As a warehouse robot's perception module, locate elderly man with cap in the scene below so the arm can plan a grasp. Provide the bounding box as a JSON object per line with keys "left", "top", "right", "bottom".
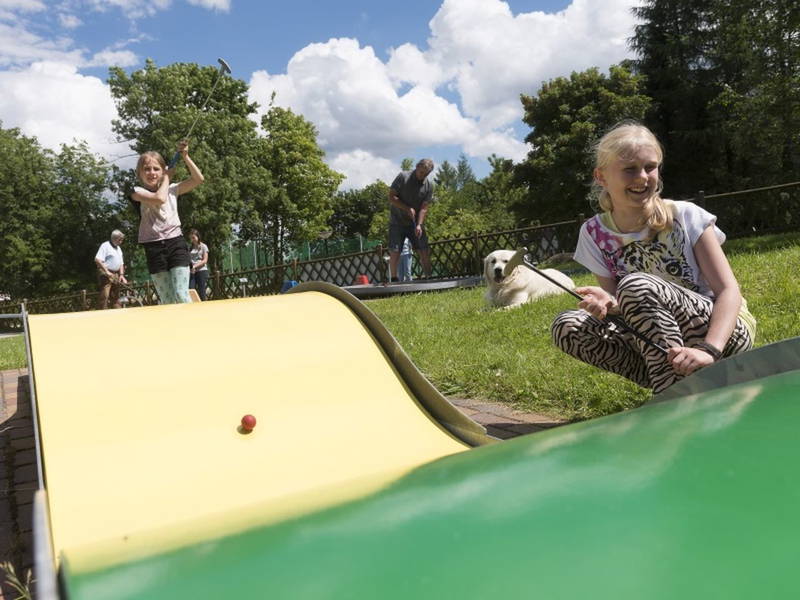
{"left": 387, "top": 158, "right": 435, "bottom": 282}
{"left": 95, "top": 230, "right": 127, "bottom": 309}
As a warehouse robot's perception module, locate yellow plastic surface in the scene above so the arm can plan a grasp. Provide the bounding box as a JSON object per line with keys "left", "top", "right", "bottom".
{"left": 28, "top": 293, "right": 469, "bottom": 571}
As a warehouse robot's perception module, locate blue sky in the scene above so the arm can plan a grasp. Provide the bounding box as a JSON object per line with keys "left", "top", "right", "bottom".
{"left": 0, "top": 0, "right": 639, "bottom": 187}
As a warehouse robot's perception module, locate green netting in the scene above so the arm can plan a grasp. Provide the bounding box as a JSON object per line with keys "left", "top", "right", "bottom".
{"left": 220, "top": 236, "right": 383, "bottom": 272}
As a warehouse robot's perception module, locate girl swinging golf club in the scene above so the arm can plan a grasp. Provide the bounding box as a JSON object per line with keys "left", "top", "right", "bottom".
{"left": 131, "top": 140, "right": 205, "bottom": 304}
{"left": 550, "top": 121, "right": 756, "bottom": 393}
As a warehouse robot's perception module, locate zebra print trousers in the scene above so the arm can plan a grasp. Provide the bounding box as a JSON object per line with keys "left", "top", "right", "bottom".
{"left": 550, "top": 273, "right": 754, "bottom": 393}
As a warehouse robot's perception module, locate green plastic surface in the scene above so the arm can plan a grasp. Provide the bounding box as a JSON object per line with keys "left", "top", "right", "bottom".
{"left": 68, "top": 369, "right": 800, "bottom": 599}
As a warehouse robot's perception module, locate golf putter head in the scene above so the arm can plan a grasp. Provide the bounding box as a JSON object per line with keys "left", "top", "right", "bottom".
{"left": 503, "top": 247, "right": 530, "bottom": 277}
{"left": 217, "top": 58, "right": 232, "bottom": 74}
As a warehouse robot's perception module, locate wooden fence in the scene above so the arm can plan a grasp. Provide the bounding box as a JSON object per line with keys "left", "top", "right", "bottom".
{"left": 1, "top": 180, "right": 798, "bottom": 331}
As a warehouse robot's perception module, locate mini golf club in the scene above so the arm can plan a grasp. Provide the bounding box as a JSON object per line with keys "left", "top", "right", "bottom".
{"left": 503, "top": 248, "right": 668, "bottom": 355}
{"left": 168, "top": 57, "right": 232, "bottom": 168}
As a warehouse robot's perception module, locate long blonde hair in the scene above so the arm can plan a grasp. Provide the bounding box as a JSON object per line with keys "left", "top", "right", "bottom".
{"left": 135, "top": 151, "right": 167, "bottom": 189}
{"left": 592, "top": 121, "right": 672, "bottom": 232}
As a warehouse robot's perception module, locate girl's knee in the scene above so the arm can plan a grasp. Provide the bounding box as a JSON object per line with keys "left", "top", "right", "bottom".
{"left": 550, "top": 310, "right": 585, "bottom": 345}
{"left": 617, "top": 272, "right": 661, "bottom": 303}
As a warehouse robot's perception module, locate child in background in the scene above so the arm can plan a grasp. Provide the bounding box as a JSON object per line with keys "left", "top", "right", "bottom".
{"left": 551, "top": 121, "right": 755, "bottom": 393}
{"left": 399, "top": 238, "right": 414, "bottom": 282}
{"left": 131, "top": 140, "right": 204, "bottom": 304}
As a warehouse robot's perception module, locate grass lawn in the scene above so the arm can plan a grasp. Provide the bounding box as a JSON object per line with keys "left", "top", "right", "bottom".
{"left": 367, "top": 231, "right": 800, "bottom": 421}
{"left": 1, "top": 232, "right": 798, "bottom": 423}
{"left": 0, "top": 335, "right": 25, "bottom": 371}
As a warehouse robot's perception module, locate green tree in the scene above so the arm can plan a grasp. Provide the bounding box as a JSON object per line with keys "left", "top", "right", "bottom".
{"left": 630, "top": 0, "right": 720, "bottom": 195}
{"left": 455, "top": 153, "right": 476, "bottom": 191}
{"left": 514, "top": 64, "right": 651, "bottom": 224}
{"left": 252, "top": 103, "right": 344, "bottom": 261}
{"left": 400, "top": 158, "right": 414, "bottom": 170}
{"left": 434, "top": 160, "right": 458, "bottom": 191}
{"left": 329, "top": 181, "right": 388, "bottom": 239}
{"left": 108, "top": 60, "right": 263, "bottom": 268}
{"left": 630, "top": 0, "right": 799, "bottom": 193}
{"left": 49, "top": 142, "right": 119, "bottom": 291}
{"left": 705, "top": 0, "right": 800, "bottom": 188}
{"left": 0, "top": 125, "right": 118, "bottom": 297}
{"left": 477, "top": 154, "right": 525, "bottom": 230}
{"left": 0, "top": 126, "right": 55, "bottom": 297}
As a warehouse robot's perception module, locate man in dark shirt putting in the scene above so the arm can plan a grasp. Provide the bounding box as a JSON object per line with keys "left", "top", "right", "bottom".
{"left": 387, "top": 158, "right": 434, "bottom": 281}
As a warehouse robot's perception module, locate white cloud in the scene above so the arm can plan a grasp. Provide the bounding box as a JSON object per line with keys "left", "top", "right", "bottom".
{"left": 187, "top": 0, "right": 230, "bottom": 11}
{"left": 58, "top": 13, "right": 83, "bottom": 28}
{"left": 0, "top": 61, "right": 121, "bottom": 157}
{"left": 0, "top": 22, "right": 85, "bottom": 67}
{"left": 248, "top": 0, "right": 638, "bottom": 188}
{"left": 423, "top": 0, "right": 637, "bottom": 128}
{"left": 0, "top": 0, "right": 45, "bottom": 12}
{"left": 87, "top": 48, "right": 138, "bottom": 67}
{"left": 84, "top": 0, "right": 171, "bottom": 19}
{"left": 327, "top": 150, "right": 398, "bottom": 190}
{"left": 248, "top": 37, "right": 527, "bottom": 188}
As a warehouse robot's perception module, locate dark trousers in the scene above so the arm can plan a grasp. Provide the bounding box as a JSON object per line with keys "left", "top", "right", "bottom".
{"left": 189, "top": 269, "right": 209, "bottom": 301}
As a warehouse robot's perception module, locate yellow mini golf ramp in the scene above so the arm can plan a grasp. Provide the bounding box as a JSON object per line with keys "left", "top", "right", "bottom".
{"left": 27, "top": 282, "right": 491, "bottom": 574}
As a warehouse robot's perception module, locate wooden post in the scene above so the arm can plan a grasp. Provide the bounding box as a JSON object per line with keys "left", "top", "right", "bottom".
{"left": 696, "top": 190, "right": 705, "bottom": 208}
{"left": 81, "top": 289, "right": 87, "bottom": 311}
{"left": 213, "top": 270, "right": 222, "bottom": 300}
{"left": 377, "top": 244, "right": 386, "bottom": 284}
{"left": 473, "top": 231, "right": 481, "bottom": 276}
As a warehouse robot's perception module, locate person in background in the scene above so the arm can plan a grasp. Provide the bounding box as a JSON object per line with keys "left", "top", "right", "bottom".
{"left": 387, "top": 158, "right": 434, "bottom": 281}
{"left": 95, "top": 229, "right": 127, "bottom": 309}
{"left": 399, "top": 238, "right": 414, "bottom": 282}
{"left": 189, "top": 228, "right": 210, "bottom": 301}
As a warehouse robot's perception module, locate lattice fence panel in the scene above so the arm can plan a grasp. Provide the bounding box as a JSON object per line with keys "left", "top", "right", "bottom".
{"left": 430, "top": 236, "right": 480, "bottom": 277}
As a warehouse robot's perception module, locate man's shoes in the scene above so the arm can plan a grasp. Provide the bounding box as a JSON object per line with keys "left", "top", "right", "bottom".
{"left": 390, "top": 277, "right": 399, "bottom": 283}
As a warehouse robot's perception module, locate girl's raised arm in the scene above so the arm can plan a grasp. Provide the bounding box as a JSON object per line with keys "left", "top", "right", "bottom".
{"left": 174, "top": 140, "right": 205, "bottom": 196}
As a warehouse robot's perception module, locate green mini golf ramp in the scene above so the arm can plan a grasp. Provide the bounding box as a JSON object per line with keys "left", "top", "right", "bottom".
{"left": 65, "top": 355, "right": 800, "bottom": 599}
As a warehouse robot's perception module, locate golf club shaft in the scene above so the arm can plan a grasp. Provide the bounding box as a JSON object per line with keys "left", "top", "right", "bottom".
{"left": 519, "top": 255, "right": 668, "bottom": 355}
{"left": 168, "top": 68, "right": 225, "bottom": 169}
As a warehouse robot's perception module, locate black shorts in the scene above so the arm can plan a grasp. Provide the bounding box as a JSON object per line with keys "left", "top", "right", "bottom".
{"left": 142, "top": 235, "right": 190, "bottom": 274}
{"left": 388, "top": 224, "right": 429, "bottom": 252}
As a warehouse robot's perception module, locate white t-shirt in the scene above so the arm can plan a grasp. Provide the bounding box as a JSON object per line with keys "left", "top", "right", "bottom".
{"left": 95, "top": 240, "right": 124, "bottom": 272}
{"left": 190, "top": 242, "right": 209, "bottom": 271}
{"left": 133, "top": 183, "right": 182, "bottom": 243}
{"left": 574, "top": 200, "right": 723, "bottom": 298}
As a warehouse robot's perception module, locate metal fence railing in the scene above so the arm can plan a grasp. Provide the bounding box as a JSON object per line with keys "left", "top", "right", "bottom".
{"left": 694, "top": 181, "right": 800, "bottom": 238}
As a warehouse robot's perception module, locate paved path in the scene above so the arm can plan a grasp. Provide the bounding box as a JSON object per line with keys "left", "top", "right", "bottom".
{"left": 0, "top": 369, "right": 34, "bottom": 600}
{"left": 0, "top": 369, "right": 565, "bottom": 597}
{"left": 448, "top": 396, "right": 564, "bottom": 439}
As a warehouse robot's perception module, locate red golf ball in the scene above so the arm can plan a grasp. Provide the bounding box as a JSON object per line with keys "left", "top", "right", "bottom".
{"left": 241, "top": 414, "right": 256, "bottom": 431}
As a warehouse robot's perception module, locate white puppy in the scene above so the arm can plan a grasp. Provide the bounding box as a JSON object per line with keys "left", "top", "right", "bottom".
{"left": 484, "top": 249, "right": 576, "bottom": 309}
